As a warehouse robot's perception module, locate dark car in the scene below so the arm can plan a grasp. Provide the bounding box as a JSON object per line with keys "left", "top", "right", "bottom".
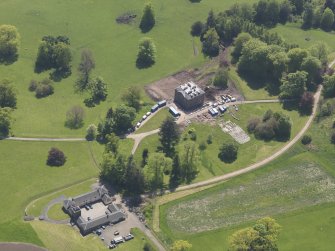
{"left": 84, "top": 205, "right": 90, "bottom": 210}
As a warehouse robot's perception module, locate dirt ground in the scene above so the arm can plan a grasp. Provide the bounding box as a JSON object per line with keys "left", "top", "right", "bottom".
{"left": 145, "top": 49, "right": 244, "bottom": 104}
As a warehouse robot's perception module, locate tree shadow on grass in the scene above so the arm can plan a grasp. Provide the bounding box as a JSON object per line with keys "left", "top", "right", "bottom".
{"left": 136, "top": 58, "right": 155, "bottom": 69}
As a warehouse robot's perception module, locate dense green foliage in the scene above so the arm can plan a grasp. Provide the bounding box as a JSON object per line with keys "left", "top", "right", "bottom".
{"left": 46, "top": 147, "right": 67, "bottom": 167}
{"left": 122, "top": 86, "right": 142, "bottom": 112}
{"left": 212, "top": 68, "right": 228, "bottom": 88}
{"left": 229, "top": 217, "right": 281, "bottom": 251}
{"left": 76, "top": 49, "right": 95, "bottom": 92}
{"left": 0, "top": 107, "right": 12, "bottom": 138}
{"left": 35, "top": 35, "right": 72, "bottom": 76}
{"left": 218, "top": 142, "right": 239, "bottom": 163}
{"left": 65, "top": 105, "right": 85, "bottom": 129}
{"left": 280, "top": 71, "right": 307, "bottom": 99}
{"left": 159, "top": 117, "right": 180, "bottom": 157}
{"left": 323, "top": 74, "right": 335, "bottom": 98}
{"left": 0, "top": 24, "right": 20, "bottom": 63}
{"left": 0, "top": 80, "right": 16, "bottom": 108}
{"left": 248, "top": 109, "right": 292, "bottom": 140}
{"left": 136, "top": 37, "right": 157, "bottom": 68}
{"left": 139, "top": 2, "right": 156, "bottom": 33}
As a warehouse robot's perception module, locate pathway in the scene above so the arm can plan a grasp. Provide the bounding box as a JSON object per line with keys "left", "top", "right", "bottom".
{"left": 128, "top": 129, "right": 160, "bottom": 154}
{"left": 40, "top": 195, "right": 70, "bottom": 224}
{"left": 6, "top": 137, "right": 85, "bottom": 142}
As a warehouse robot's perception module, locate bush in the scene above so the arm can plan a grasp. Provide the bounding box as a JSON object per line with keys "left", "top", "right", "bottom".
{"left": 199, "top": 141, "right": 207, "bottom": 151}
{"left": 190, "top": 21, "right": 204, "bottom": 36}
{"left": 218, "top": 142, "right": 239, "bottom": 163}
{"left": 207, "top": 134, "right": 213, "bottom": 144}
{"left": 299, "top": 91, "right": 314, "bottom": 115}
{"left": 47, "top": 147, "right": 66, "bottom": 166}
{"left": 28, "top": 80, "right": 38, "bottom": 92}
{"left": 319, "top": 101, "right": 333, "bottom": 117}
{"left": 86, "top": 124, "right": 97, "bottom": 141}
{"left": 301, "top": 135, "right": 312, "bottom": 145}
{"left": 65, "top": 106, "right": 85, "bottom": 129}
{"left": 35, "top": 83, "right": 54, "bottom": 98}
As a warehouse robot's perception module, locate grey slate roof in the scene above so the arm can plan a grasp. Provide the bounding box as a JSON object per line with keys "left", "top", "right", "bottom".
{"left": 176, "top": 81, "right": 205, "bottom": 100}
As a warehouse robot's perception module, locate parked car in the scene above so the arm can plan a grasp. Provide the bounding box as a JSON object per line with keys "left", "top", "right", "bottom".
{"left": 146, "top": 112, "right": 151, "bottom": 116}
{"left": 124, "top": 234, "right": 134, "bottom": 241}
{"left": 96, "top": 229, "right": 102, "bottom": 235}
{"left": 102, "top": 225, "right": 106, "bottom": 230}
{"left": 84, "top": 205, "right": 90, "bottom": 210}
{"left": 109, "top": 244, "right": 116, "bottom": 249}
{"left": 114, "top": 231, "right": 120, "bottom": 236}
{"left": 231, "top": 97, "right": 236, "bottom": 102}
{"left": 88, "top": 204, "right": 93, "bottom": 209}
{"left": 142, "top": 115, "right": 147, "bottom": 120}
{"left": 136, "top": 122, "right": 141, "bottom": 128}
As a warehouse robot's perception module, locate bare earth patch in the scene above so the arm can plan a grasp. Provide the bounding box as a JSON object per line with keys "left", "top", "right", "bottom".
{"left": 166, "top": 163, "right": 335, "bottom": 234}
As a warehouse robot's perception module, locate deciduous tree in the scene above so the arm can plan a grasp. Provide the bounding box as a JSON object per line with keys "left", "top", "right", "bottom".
{"left": 159, "top": 117, "right": 180, "bottom": 157}
{"left": 65, "top": 105, "right": 85, "bottom": 129}
{"left": 0, "top": 107, "right": 12, "bottom": 138}
{"left": 47, "top": 147, "right": 66, "bottom": 167}
{"left": 136, "top": 37, "right": 157, "bottom": 68}
{"left": 218, "top": 142, "right": 239, "bottom": 163}
{"left": 0, "top": 24, "right": 20, "bottom": 63}
{"left": 0, "top": 80, "right": 16, "bottom": 108}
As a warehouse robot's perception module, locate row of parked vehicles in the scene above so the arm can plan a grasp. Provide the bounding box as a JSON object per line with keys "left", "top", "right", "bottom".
{"left": 208, "top": 94, "right": 237, "bottom": 116}
{"left": 135, "top": 100, "right": 167, "bottom": 129}
{"left": 109, "top": 234, "right": 134, "bottom": 249}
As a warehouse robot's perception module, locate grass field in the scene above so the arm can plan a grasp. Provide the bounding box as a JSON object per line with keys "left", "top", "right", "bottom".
{"left": 0, "top": 140, "right": 102, "bottom": 245}
{"left": 158, "top": 112, "right": 335, "bottom": 250}
{"left": 135, "top": 102, "right": 308, "bottom": 182}
{"left": 47, "top": 203, "right": 69, "bottom": 221}
{"left": 0, "top": 0, "right": 258, "bottom": 138}
{"left": 135, "top": 108, "right": 171, "bottom": 134}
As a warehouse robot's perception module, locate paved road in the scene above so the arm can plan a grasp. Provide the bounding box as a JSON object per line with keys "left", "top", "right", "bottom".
{"left": 174, "top": 86, "right": 322, "bottom": 192}
{"left": 41, "top": 195, "right": 70, "bottom": 224}
{"left": 128, "top": 129, "right": 160, "bottom": 155}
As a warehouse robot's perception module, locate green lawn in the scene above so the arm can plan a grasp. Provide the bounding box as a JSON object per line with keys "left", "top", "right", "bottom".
{"left": 272, "top": 23, "right": 335, "bottom": 52}
{"left": 47, "top": 203, "right": 69, "bottom": 221}
{"left": 0, "top": 0, "right": 256, "bottom": 138}
{"left": 0, "top": 140, "right": 101, "bottom": 245}
{"left": 158, "top": 111, "right": 335, "bottom": 250}
{"left": 135, "top": 102, "right": 308, "bottom": 182}
{"left": 135, "top": 108, "right": 171, "bottom": 134}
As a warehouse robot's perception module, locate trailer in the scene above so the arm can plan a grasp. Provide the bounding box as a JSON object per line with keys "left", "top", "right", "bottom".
{"left": 158, "top": 100, "right": 167, "bottom": 107}
{"left": 169, "top": 106, "right": 180, "bottom": 117}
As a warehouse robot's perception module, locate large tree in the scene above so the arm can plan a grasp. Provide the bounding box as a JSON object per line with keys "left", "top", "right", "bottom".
{"left": 287, "top": 48, "right": 309, "bottom": 73}
{"left": 229, "top": 217, "right": 281, "bottom": 251}
{"left": 0, "top": 24, "right": 20, "bottom": 63}
{"left": 202, "top": 28, "right": 220, "bottom": 57}
{"left": 308, "top": 42, "right": 329, "bottom": 66}
{"left": 301, "top": 56, "right": 321, "bottom": 84}
{"left": 279, "top": 0, "right": 292, "bottom": 24}
{"left": 105, "top": 133, "right": 119, "bottom": 156}
{"left": 171, "top": 240, "right": 192, "bottom": 251}
{"left": 136, "top": 37, "right": 157, "bottom": 68}
{"left": 121, "top": 86, "right": 142, "bottom": 111}
{"left": 218, "top": 142, "right": 239, "bottom": 163}
{"left": 181, "top": 142, "right": 199, "bottom": 183}
{"left": 323, "top": 74, "right": 335, "bottom": 98}
{"left": 159, "top": 117, "right": 180, "bottom": 157}
{"left": 232, "top": 32, "right": 252, "bottom": 61}
{"left": 302, "top": 3, "right": 314, "bottom": 29}
{"left": 65, "top": 105, "right": 85, "bottom": 129}
{"left": 212, "top": 69, "right": 229, "bottom": 89}
{"left": 321, "top": 8, "right": 335, "bottom": 31}
{"left": 0, "top": 107, "right": 12, "bottom": 138}
{"left": 86, "top": 76, "right": 108, "bottom": 105}
{"left": 47, "top": 147, "right": 66, "bottom": 167}
{"left": 139, "top": 2, "right": 156, "bottom": 32}
{"left": 146, "top": 153, "right": 172, "bottom": 191}
{"left": 100, "top": 154, "right": 126, "bottom": 188}
{"left": 280, "top": 71, "right": 307, "bottom": 99}
{"left": 76, "top": 49, "right": 95, "bottom": 92}
{"left": 124, "top": 157, "right": 145, "bottom": 194}
{"left": 113, "top": 104, "right": 136, "bottom": 134}
{"left": 0, "top": 80, "right": 16, "bottom": 108}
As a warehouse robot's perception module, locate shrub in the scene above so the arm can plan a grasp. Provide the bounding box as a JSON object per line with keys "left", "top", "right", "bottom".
{"left": 35, "top": 83, "right": 54, "bottom": 98}
{"left": 207, "top": 134, "right": 213, "bottom": 144}
{"left": 301, "top": 135, "right": 312, "bottom": 145}
{"left": 199, "top": 141, "right": 207, "bottom": 151}
{"left": 299, "top": 91, "right": 314, "bottom": 115}
{"left": 218, "top": 142, "right": 239, "bottom": 163}
{"left": 319, "top": 101, "right": 333, "bottom": 117}
{"left": 47, "top": 147, "right": 66, "bottom": 166}
{"left": 28, "top": 80, "right": 38, "bottom": 92}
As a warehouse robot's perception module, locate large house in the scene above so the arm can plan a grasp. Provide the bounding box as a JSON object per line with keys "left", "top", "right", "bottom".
{"left": 63, "top": 186, "right": 126, "bottom": 235}
{"left": 174, "top": 81, "right": 205, "bottom": 111}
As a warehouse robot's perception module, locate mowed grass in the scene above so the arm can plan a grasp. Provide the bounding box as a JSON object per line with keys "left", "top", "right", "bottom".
{"left": 158, "top": 112, "right": 335, "bottom": 250}
{"left": 0, "top": 0, "right": 256, "bottom": 137}
{"left": 272, "top": 23, "right": 335, "bottom": 52}
{"left": 135, "top": 102, "right": 308, "bottom": 182}
{"left": 0, "top": 140, "right": 101, "bottom": 244}
{"left": 47, "top": 203, "right": 69, "bottom": 221}
{"left": 135, "top": 108, "right": 171, "bottom": 134}
{"left": 30, "top": 222, "right": 157, "bottom": 251}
